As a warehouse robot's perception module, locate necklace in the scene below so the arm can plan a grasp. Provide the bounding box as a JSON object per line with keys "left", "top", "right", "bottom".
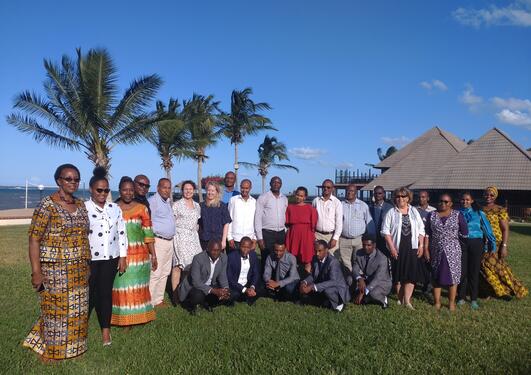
{"left": 58, "top": 192, "right": 75, "bottom": 204}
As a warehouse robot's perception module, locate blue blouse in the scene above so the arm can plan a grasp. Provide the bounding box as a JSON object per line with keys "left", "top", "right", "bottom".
{"left": 199, "top": 202, "right": 232, "bottom": 241}
{"left": 460, "top": 207, "right": 497, "bottom": 252}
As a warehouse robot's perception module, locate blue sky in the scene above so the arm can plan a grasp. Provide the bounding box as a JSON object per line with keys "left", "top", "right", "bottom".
{"left": 1, "top": 0, "right": 530, "bottom": 194}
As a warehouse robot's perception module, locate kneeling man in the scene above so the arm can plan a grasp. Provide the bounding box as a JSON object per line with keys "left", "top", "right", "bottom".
{"left": 227, "top": 236, "right": 261, "bottom": 305}
{"left": 179, "top": 240, "right": 231, "bottom": 314}
{"left": 263, "top": 243, "right": 300, "bottom": 301}
{"left": 352, "top": 234, "right": 392, "bottom": 308}
{"left": 299, "top": 240, "right": 350, "bottom": 312}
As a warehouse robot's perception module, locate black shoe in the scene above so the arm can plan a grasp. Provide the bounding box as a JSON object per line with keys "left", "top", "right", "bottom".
{"left": 171, "top": 289, "right": 180, "bottom": 307}
{"left": 381, "top": 302, "right": 389, "bottom": 310}
{"left": 202, "top": 304, "right": 214, "bottom": 312}
{"left": 226, "top": 300, "right": 235, "bottom": 308}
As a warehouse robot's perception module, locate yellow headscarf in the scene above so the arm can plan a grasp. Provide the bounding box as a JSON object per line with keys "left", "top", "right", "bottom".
{"left": 486, "top": 186, "right": 498, "bottom": 198}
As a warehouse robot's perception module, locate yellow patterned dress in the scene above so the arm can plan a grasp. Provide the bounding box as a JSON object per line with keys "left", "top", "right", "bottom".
{"left": 23, "top": 195, "right": 91, "bottom": 359}
{"left": 480, "top": 205, "right": 528, "bottom": 299}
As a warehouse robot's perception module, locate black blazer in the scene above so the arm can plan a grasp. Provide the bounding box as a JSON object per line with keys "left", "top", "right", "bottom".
{"left": 227, "top": 250, "right": 260, "bottom": 292}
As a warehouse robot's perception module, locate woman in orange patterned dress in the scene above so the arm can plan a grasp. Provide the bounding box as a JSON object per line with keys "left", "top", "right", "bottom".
{"left": 481, "top": 186, "right": 528, "bottom": 299}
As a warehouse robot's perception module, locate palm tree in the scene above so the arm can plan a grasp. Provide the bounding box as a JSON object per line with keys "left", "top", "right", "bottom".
{"left": 145, "top": 98, "right": 193, "bottom": 181}
{"left": 6, "top": 48, "right": 162, "bottom": 173}
{"left": 182, "top": 94, "right": 223, "bottom": 202}
{"left": 220, "top": 87, "right": 275, "bottom": 182}
{"left": 377, "top": 146, "right": 397, "bottom": 161}
{"left": 240, "top": 135, "right": 299, "bottom": 193}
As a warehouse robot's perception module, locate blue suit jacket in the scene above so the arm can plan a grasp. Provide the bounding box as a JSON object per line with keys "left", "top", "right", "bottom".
{"left": 227, "top": 250, "right": 260, "bottom": 292}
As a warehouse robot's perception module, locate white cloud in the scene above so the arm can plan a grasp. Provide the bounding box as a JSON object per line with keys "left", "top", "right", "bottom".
{"left": 420, "top": 79, "right": 448, "bottom": 92}
{"left": 460, "top": 84, "right": 483, "bottom": 111}
{"left": 381, "top": 136, "right": 411, "bottom": 147}
{"left": 453, "top": 1, "right": 531, "bottom": 28}
{"left": 288, "top": 147, "right": 326, "bottom": 160}
{"left": 497, "top": 109, "right": 531, "bottom": 129}
{"left": 491, "top": 97, "right": 531, "bottom": 111}
{"left": 420, "top": 81, "right": 432, "bottom": 90}
{"left": 491, "top": 95, "right": 531, "bottom": 130}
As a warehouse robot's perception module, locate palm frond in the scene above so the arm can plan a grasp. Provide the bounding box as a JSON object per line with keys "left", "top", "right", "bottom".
{"left": 271, "top": 163, "right": 299, "bottom": 172}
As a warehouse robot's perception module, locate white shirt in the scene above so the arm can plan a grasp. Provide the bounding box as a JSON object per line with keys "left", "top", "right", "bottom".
{"left": 85, "top": 199, "right": 128, "bottom": 261}
{"left": 381, "top": 205, "right": 425, "bottom": 250}
{"left": 206, "top": 256, "right": 220, "bottom": 286}
{"left": 238, "top": 256, "right": 251, "bottom": 292}
{"left": 228, "top": 195, "right": 257, "bottom": 241}
{"left": 312, "top": 195, "right": 343, "bottom": 240}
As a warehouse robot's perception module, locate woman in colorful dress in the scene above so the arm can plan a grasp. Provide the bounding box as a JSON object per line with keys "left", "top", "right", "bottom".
{"left": 170, "top": 180, "right": 202, "bottom": 304}
{"left": 480, "top": 186, "right": 528, "bottom": 299}
{"left": 24, "top": 164, "right": 90, "bottom": 361}
{"left": 111, "top": 176, "right": 158, "bottom": 327}
{"left": 381, "top": 187, "right": 425, "bottom": 310}
{"left": 285, "top": 186, "right": 317, "bottom": 273}
{"left": 86, "top": 167, "right": 128, "bottom": 345}
{"left": 425, "top": 193, "right": 468, "bottom": 311}
{"left": 457, "top": 192, "right": 497, "bottom": 310}
{"left": 198, "top": 181, "right": 231, "bottom": 251}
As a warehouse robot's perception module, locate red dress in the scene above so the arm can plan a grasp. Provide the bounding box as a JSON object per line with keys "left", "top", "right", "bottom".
{"left": 285, "top": 203, "right": 317, "bottom": 264}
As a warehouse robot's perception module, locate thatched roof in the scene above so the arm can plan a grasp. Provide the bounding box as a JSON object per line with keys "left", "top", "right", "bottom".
{"left": 410, "top": 128, "right": 531, "bottom": 191}
{"left": 361, "top": 127, "right": 467, "bottom": 191}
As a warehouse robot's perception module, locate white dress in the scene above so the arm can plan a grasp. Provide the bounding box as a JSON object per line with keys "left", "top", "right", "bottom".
{"left": 172, "top": 199, "right": 202, "bottom": 270}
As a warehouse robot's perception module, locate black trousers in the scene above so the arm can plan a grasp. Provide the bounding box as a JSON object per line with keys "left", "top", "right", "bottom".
{"left": 265, "top": 280, "right": 299, "bottom": 302}
{"left": 89, "top": 258, "right": 119, "bottom": 329}
{"left": 261, "top": 229, "right": 286, "bottom": 272}
{"left": 183, "top": 287, "right": 231, "bottom": 309}
{"left": 300, "top": 289, "right": 340, "bottom": 310}
{"left": 458, "top": 238, "right": 484, "bottom": 301}
{"left": 230, "top": 286, "right": 261, "bottom": 305}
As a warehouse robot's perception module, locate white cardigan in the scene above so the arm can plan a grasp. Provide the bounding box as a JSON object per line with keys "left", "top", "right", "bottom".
{"left": 381, "top": 205, "right": 425, "bottom": 251}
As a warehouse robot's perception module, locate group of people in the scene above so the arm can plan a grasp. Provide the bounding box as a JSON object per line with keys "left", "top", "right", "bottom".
{"left": 24, "top": 164, "right": 528, "bottom": 362}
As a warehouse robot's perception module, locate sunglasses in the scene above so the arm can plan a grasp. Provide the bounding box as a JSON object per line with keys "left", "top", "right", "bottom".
{"left": 60, "top": 176, "right": 80, "bottom": 183}
{"left": 95, "top": 188, "right": 111, "bottom": 194}
{"left": 323, "top": 186, "right": 333, "bottom": 190}
{"left": 439, "top": 200, "right": 451, "bottom": 204}
{"left": 396, "top": 195, "right": 408, "bottom": 198}
{"left": 135, "top": 181, "right": 150, "bottom": 189}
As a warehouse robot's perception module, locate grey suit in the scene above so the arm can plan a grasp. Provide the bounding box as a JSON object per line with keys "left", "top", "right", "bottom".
{"left": 303, "top": 254, "right": 350, "bottom": 309}
{"left": 352, "top": 248, "right": 392, "bottom": 305}
{"left": 179, "top": 251, "right": 229, "bottom": 302}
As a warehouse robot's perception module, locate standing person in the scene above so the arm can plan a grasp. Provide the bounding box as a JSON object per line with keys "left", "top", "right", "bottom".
{"left": 416, "top": 190, "right": 436, "bottom": 218}
{"left": 133, "top": 174, "right": 151, "bottom": 213}
{"left": 369, "top": 186, "right": 393, "bottom": 258}
{"left": 255, "top": 176, "right": 289, "bottom": 271}
{"left": 86, "top": 167, "right": 128, "bottom": 346}
{"left": 415, "top": 190, "right": 436, "bottom": 295}
{"left": 227, "top": 237, "right": 261, "bottom": 305}
{"left": 221, "top": 171, "right": 240, "bottom": 204}
{"left": 457, "top": 192, "right": 497, "bottom": 309}
{"left": 263, "top": 243, "right": 300, "bottom": 302}
{"left": 424, "top": 193, "right": 468, "bottom": 311}
{"left": 381, "top": 187, "right": 425, "bottom": 310}
{"left": 480, "top": 186, "right": 528, "bottom": 299}
{"left": 23, "top": 164, "right": 90, "bottom": 361}
{"left": 228, "top": 179, "right": 256, "bottom": 251}
{"left": 170, "top": 180, "right": 202, "bottom": 305}
{"left": 340, "top": 184, "right": 375, "bottom": 278}
{"left": 179, "top": 240, "right": 231, "bottom": 314}
{"left": 199, "top": 181, "right": 232, "bottom": 251}
{"left": 299, "top": 240, "right": 349, "bottom": 312}
{"left": 285, "top": 186, "right": 317, "bottom": 273}
{"left": 312, "top": 179, "right": 343, "bottom": 255}
{"left": 148, "top": 178, "right": 176, "bottom": 308}
{"left": 111, "top": 177, "right": 158, "bottom": 327}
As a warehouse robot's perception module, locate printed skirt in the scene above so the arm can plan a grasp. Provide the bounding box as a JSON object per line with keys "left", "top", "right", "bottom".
{"left": 481, "top": 251, "right": 528, "bottom": 299}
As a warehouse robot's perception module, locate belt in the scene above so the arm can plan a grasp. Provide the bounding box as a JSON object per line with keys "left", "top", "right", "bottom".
{"left": 155, "top": 234, "right": 173, "bottom": 241}
{"left": 262, "top": 229, "right": 285, "bottom": 233}
{"left": 340, "top": 234, "right": 362, "bottom": 240}
{"left": 316, "top": 230, "right": 334, "bottom": 235}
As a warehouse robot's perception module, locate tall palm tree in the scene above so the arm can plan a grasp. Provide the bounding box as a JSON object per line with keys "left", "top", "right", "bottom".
{"left": 6, "top": 48, "right": 162, "bottom": 173}
{"left": 220, "top": 87, "right": 275, "bottom": 182}
{"left": 182, "top": 94, "right": 223, "bottom": 202}
{"left": 377, "top": 146, "right": 397, "bottom": 161}
{"left": 240, "top": 135, "right": 299, "bottom": 193}
{"left": 145, "top": 98, "right": 193, "bottom": 181}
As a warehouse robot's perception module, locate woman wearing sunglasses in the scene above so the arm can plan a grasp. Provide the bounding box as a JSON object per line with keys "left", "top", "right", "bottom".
{"left": 85, "top": 167, "right": 128, "bottom": 345}
{"left": 424, "top": 193, "right": 468, "bottom": 311}
{"left": 480, "top": 186, "right": 528, "bottom": 299}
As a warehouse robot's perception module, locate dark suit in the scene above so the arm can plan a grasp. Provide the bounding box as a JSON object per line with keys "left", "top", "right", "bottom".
{"left": 369, "top": 201, "right": 393, "bottom": 258}
{"left": 352, "top": 248, "right": 392, "bottom": 305}
{"left": 179, "top": 251, "right": 229, "bottom": 309}
{"left": 263, "top": 252, "right": 300, "bottom": 301}
{"left": 227, "top": 250, "right": 261, "bottom": 304}
{"left": 302, "top": 254, "right": 350, "bottom": 309}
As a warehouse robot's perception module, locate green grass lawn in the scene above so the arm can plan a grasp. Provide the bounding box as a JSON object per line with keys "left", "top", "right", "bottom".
{"left": 1, "top": 225, "right": 530, "bottom": 374}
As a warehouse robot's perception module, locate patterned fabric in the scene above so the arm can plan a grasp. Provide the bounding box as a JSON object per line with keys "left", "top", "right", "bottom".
{"left": 480, "top": 205, "right": 528, "bottom": 299}
{"left": 428, "top": 210, "right": 462, "bottom": 285}
{"left": 29, "top": 195, "right": 90, "bottom": 262}
{"left": 172, "top": 199, "right": 202, "bottom": 270}
{"left": 23, "top": 259, "right": 89, "bottom": 359}
{"left": 111, "top": 203, "right": 156, "bottom": 326}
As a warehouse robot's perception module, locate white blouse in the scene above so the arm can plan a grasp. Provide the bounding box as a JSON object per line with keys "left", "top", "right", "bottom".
{"left": 85, "top": 199, "right": 128, "bottom": 261}
{"left": 381, "top": 205, "right": 425, "bottom": 250}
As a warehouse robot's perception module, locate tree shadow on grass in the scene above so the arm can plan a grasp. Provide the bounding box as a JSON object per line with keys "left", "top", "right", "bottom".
{"left": 509, "top": 224, "right": 531, "bottom": 237}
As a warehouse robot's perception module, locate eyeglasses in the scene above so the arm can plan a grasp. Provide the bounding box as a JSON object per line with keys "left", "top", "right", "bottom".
{"left": 60, "top": 177, "right": 80, "bottom": 184}
{"left": 396, "top": 195, "right": 408, "bottom": 199}
{"left": 135, "top": 181, "right": 150, "bottom": 189}
{"left": 323, "top": 186, "right": 333, "bottom": 190}
{"left": 439, "top": 200, "right": 451, "bottom": 204}
{"left": 95, "top": 188, "right": 111, "bottom": 194}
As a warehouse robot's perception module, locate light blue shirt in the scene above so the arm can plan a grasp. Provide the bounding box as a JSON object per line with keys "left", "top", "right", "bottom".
{"left": 222, "top": 188, "right": 239, "bottom": 204}
{"left": 148, "top": 192, "right": 176, "bottom": 238}
{"left": 342, "top": 199, "right": 375, "bottom": 238}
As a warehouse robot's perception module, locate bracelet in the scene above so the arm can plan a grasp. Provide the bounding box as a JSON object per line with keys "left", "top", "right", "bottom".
{"left": 501, "top": 243, "right": 507, "bottom": 247}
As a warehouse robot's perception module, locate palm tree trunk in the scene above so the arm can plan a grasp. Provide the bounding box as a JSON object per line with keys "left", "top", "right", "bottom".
{"left": 197, "top": 156, "right": 203, "bottom": 203}
{"left": 261, "top": 174, "right": 266, "bottom": 194}
{"left": 234, "top": 143, "right": 239, "bottom": 184}
{"left": 165, "top": 167, "right": 171, "bottom": 183}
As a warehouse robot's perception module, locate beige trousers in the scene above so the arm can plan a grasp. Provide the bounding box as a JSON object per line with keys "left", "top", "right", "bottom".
{"left": 315, "top": 232, "right": 340, "bottom": 254}
{"left": 149, "top": 237, "right": 174, "bottom": 305}
{"left": 338, "top": 236, "right": 363, "bottom": 272}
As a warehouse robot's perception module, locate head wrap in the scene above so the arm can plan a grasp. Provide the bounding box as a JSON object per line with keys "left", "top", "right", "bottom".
{"left": 486, "top": 186, "right": 498, "bottom": 198}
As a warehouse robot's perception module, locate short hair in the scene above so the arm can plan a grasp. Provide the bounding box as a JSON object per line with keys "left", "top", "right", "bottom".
{"left": 439, "top": 192, "right": 454, "bottom": 203}
{"left": 270, "top": 176, "right": 282, "bottom": 184}
{"left": 181, "top": 180, "right": 196, "bottom": 190}
{"left": 295, "top": 186, "right": 308, "bottom": 196}
{"left": 134, "top": 174, "right": 149, "bottom": 183}
{"left": 393, "top": 186, "right": 412, "bottom": 202}
{"left": 461, "top": 191, "right": 480, "bottom": 212}
{"left": 225, "top": 171, "right": 235, "bottom": 178}
{"left": 362, "top": 233, "right": 376, "bottom": 243}
{"left": 89, "top": 166, "right": 108, "bottom": 188}
{"left": 419, "top": 190, "right": 430, "bottom": 197}
{"left": 240, "top": 179, "right": 252, "bottom": 187}
{"left": 207, "top": 239, "right": 222, "bottom": 251}
{"left": 54, "top": 163, "right": 80, "bottom": 183}
{"left": 118, "top": 176, "right": 134, "bottom": 190}
{"left": 273, "top": 242, "right": 285, "bottom": 248}
{"left": 240, "top": 236, "right": 253, "bottom": 246}
{"left": 373, "top": 185, "right": 385, "bottom": 192}
{"left": 322, "top": 179, "right": 334, "bottom": 186}
{"left": 314, "top": 239, "right": 329, "bottom": 249}
{"left": 158, "top": 178, "right": 171, "bottom": 186}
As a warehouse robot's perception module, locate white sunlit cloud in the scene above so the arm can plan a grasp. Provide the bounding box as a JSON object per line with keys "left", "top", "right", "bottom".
{"left": 381, "top": 136, "right": 411, "bottom": 147}
{"left": 459, "top": 84, "right": 483, "bottom": 111}
{"left": 453, "top": 1, "right": 531, "bottom": 28}
{"left": 288, "top": 147, "right": 327, "bottom": 160}
{"left": 491, "top": 96, "right": 531, "bottom": 130}
{"left": 420, "top": 79, "right": 448, "bottom": 92}
{"left": 496, "top": 109, "right": 531, "bottom": 128}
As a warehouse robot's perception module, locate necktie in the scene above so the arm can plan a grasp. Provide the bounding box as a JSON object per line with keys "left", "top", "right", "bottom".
{"left": 274, "top": 259, "right": 281, "bottom": 281}
{"left": 242, "top": 256, "right": 248, "bottom": 260}
{"left": 363, "top": 254, "right": 370, "bottom": 275}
